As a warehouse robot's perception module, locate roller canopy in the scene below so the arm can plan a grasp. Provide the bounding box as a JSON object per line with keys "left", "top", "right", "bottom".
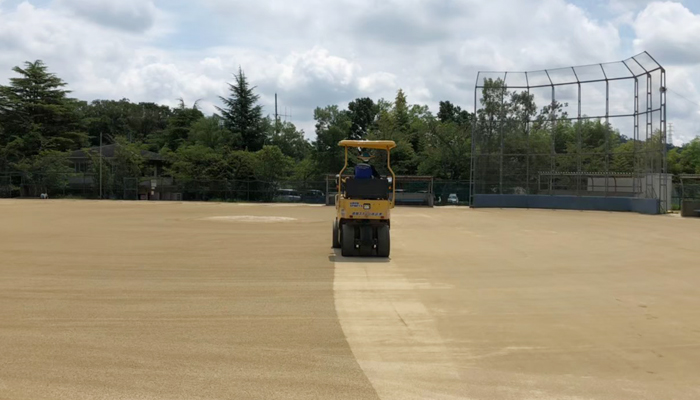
{"left": 338, "top": 140, "right": 396, "bottom": 150}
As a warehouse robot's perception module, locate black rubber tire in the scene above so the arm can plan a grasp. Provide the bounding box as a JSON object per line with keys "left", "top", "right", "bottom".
{"left": 332, "top": 220, "right": 340, "bottom": 249}
{"left": 341, "top": 224, "right": 356, "bottom": 257}
{"left": 359, "top": 225, "right": 374, "bottom": 257}
{"left": 377, "top": 225, "right": 390, "bottom": 258}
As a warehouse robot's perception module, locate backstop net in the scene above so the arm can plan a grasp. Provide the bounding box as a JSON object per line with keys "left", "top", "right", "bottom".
{"left": 470, "top": 52, "right": 669, "bottom": 212}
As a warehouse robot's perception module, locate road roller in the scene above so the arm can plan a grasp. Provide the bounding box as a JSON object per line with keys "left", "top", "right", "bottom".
{"left": 332, "top": 140, "right": 396, "bottom": 257}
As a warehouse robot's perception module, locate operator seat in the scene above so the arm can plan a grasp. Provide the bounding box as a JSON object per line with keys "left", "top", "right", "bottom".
{"left": 354, "top": 163, "right": 374, "bottom": 179}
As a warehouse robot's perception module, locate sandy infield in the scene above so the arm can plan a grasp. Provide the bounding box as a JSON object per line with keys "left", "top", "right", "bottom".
{"left": 1, "top": 200, "right": 699, "bottom": 399}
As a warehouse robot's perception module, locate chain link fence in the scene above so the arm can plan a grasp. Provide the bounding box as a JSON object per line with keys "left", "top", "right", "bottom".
{"left": 471, "top": 52, "right": 670, "bottom": 212}
{"left": 671, "top": 178, "right": 700, "bottom": 211}
{"left": 0, "top": 172, "right": 330, "bottom": 204}
{"left": 1, "top": 171, "right": 475, "bottom": 207}
{"left": 5, "top": 171, "right": 694, "bottom": 212}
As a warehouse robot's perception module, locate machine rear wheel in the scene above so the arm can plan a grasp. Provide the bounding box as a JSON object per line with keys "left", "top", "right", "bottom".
{"left": 332, "top": 220, "right": 340, "bottom": 249}
{"left": 359, "top": 225, "right": 374, "bottom": 257}
{"left": 377, "top": 225, "right": 390, "bottom": 258}
{"left": 341, "top": 224, "right": 356, "bottom": 257}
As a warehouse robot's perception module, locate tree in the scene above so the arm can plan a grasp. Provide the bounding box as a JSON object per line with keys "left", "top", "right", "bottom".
{"left": 79, "top": 99, "right": 135, "bottom": 145}
{"left": 363, "top": 91, "right": 426, "bottom": 175}
{"left": 255, "top": 145, "right": 294, "bottom": 201}
{"left": 419, "top": 119, "right": 471, "bottom": 180}
{"left": 255, "top": 145, "right": 293, "bottom": 182}
{"left": 437, "top": 101, "right": 471, "bottom": 126}
{"left": 80, "top": 137, "right": 147, "bottom": 198}
{"left": 78, "top": 99, "right": 172, "bottom": 146}
{"left": 680, "top": 138, "right": 700, "bottom": 174}
{"left": 165, "top": 145, "right": 229, "bottom": 182}
{"left": 667, "top": 147, "right": 683, "bottom": 176}
{"left": 158, "top": 99, "right": 204, "bottom": 150}
{"left": 0, "top": 60, "right": 87, "bottom": 158}
{"left": 217, "top": 67, "right": 265, "bottom": 151}
{"left": 111, "top": 137, "right": 146, "bottom": 194}
{"left": 611, "top": 140, "right": 635, "bottom": 173}
{"left": 13, "top": 150, "right": 72, "bottom": 196}
{"left": 188, "top": 115, "right": 230, "bottom": 149}
{"left": 393, "top": 89, "right": 410, "bottom": 135}
{"left": 292, "top": 158, "right": 317, "bottom": 182}
{"left": 347, "top": 97, "right": 379, "bottom": 140}
{"left": 225, "top": 150, "right": 257, "bottom": 181}
{"left": 268, "top": 120, "right": 311, "bottom": 161}
{"left": 312, "top": 105, "right": 352, "bottom": 174}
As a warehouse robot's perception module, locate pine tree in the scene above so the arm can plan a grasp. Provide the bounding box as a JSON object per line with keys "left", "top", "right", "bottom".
{"left": 393, "top": 89, "right": 410, "bottom": 134}
{"left": 0, "top": 60, "right": 87, "bottom": 158}
{"left": 216, "top": 67, "right": 265, "bottom": 151}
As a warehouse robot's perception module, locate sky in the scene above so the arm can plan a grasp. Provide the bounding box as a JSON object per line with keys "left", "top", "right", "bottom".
{"left": 1, "top": 0, "right": 700, "bottom": 145}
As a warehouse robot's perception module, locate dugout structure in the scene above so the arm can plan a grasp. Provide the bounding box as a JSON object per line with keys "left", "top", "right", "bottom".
{"left": 470, "top": 52, "right": 668, "bottom": 214}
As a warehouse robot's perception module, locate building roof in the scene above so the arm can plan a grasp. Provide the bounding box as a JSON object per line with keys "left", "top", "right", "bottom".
{"left": 69, "top": 144, "right": 165, "bottom": 162}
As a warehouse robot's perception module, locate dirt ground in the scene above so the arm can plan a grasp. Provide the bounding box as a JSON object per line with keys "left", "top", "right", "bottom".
{"left": 1, "top": 200, "right": 699, "bottom": 400}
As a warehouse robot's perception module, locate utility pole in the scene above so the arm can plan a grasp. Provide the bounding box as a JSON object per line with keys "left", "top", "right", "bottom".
{"left": 668, "top": 122, "right": 674, "bottom": 147}
{"left": 274, "top": 93, "right": 290, "bottom": 134}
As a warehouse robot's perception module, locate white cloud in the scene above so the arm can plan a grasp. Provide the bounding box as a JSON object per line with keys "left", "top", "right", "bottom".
{"left": 0, "top": 0, "right": 697, "bottom": 142}
{"left": 630, "top": 2, "right": 700, "bottom": 143}
{"left": 633, "top": 2, "right": 700, "bottom": 64}
{"left": 57, "top": 0, "right": 159, "bottom": 33}
{"left": 609, "top": 0, "right": 659, "bottom": 13}
{"left": 276, "top": 47, "right": 359, "bottom": 91}
{"left": 358, "top": 72, "right": 398, "bottom": 94}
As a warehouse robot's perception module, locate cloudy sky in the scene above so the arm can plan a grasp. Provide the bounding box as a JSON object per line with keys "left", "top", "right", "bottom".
{"left": 1, "top": 0, "right": 699, "bottom": 144}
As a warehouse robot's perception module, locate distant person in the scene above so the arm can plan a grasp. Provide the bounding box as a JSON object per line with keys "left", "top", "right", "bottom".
{"left": 354, "top": 151, "right": 381, "bottom": 179}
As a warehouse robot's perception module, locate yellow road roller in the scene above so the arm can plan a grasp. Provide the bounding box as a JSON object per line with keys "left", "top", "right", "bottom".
{"left": 332, "top": 140, "right": 396, "bottom": 257}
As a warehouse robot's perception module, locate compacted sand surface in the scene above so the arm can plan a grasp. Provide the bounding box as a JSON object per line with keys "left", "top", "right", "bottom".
{"left": 1, "top": 200, "right": 699, "bottom": 399}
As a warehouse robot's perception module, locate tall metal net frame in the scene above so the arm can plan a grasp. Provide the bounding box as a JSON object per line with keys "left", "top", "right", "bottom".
{"left": 469, "top": 52, "right": 668, "bottom": 212}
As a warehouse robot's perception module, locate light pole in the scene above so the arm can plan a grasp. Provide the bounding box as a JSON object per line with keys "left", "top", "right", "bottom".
{"left": 99, "top": 131, "right": 102, "bottom": 199}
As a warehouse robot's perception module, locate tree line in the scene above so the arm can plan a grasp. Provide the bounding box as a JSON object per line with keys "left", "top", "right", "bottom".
{"left": 0, "top": 60, "right": 699, "bottom": 197}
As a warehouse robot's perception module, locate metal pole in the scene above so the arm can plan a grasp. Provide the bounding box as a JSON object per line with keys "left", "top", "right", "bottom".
{"left": 99, "top": 131, "right": 102, "bottom": 199}
{"left": 601, "top": 64, "right": 610, "bottom": 197}
{"left": 646, "top": 73, "right": 653, "bottom": 199}
{"left": 470, "top": 76, "right": 479, "bottom": 206}
{"left": 573, "top": 67, "right": 582, "bottom": 197}
{"left": 499, "top": 75, "right": 506, "bottom": 195}
{"left": 545, "top": 70, "right": 555, "bottom": 195}
{"left": 525, "top": 72, "right": 531, "bottom": 195}
{"left": 661, "top": 69, "right": 668, "bottom": 212}
{"left": 622, "top": 60, "right": 639, "bottom": 195}
{"left": 634, "top": 78, "right": 639, "bottom": 194}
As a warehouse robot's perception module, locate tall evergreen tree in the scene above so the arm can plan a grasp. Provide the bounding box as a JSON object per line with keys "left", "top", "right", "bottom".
{"left": 0, "top": 60, "right": 86, "bottom": 159}
{"left": 393, "top": 89, "right": 410, "bottom": 134}
{"left": 216, "top": 67, "right": 265, "bottom": 151}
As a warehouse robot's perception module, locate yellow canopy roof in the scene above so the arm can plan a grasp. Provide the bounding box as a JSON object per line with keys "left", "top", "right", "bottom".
{"left": 338, "top": 140, "right": 396, "bottom": 150}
